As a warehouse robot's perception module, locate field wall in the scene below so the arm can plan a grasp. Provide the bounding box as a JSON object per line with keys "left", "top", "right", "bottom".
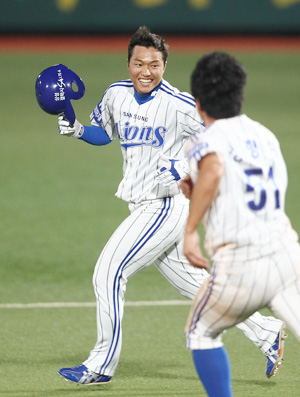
{"left": 1, "top": 0, "right": 300, "bottom": 35}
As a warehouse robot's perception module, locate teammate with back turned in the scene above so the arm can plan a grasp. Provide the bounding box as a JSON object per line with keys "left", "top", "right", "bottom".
{"left": 55, "top": 27, "right": 286, "bottom": 385}
{"left": 182, "top": 51, "right": 300, "bottom": 396}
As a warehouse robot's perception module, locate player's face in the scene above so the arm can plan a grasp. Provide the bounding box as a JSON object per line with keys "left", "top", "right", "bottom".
{"left": 128, "top": 45, "right": 166, "bottom": 94}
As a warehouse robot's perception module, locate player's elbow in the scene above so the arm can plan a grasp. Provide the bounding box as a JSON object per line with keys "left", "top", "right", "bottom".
{"left": 210, "top": 162, "right": 223, "bottom": 182}
{"left": 203, "top": 163, "right": 223, "bottom": 200}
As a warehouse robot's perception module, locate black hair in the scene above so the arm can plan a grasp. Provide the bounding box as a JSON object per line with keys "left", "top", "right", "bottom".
{"left": 128, "top": 26, "right": 169, "bottom": 64}
{"left": 191, "top": 52, "right": 247, "bottom": 119}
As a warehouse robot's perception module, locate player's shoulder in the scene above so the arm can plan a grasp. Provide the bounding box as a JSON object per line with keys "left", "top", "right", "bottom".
{"left": 211, "top": 114, "right": 261, "bottom": 134}
{"left": 237, "top": 114, "right": 278, "bottom": 142}
{"left": 159, "top": 79, "right": 196, "bottom": 108}
{"left": 211, "top": 114, "right": 280, "bottom": 150}
{"left": 105, "top": 79, "right": 134, "bottom": 95}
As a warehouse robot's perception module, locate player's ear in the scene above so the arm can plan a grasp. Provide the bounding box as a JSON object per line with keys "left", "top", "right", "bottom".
{"left": 195, "top": 98, "right": 207, "bottom": 122}
{"left": 163, "top": 61, "right": 167, "bottom": 73}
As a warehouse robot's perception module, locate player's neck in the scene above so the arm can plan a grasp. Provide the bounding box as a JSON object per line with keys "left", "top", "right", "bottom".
{"left": 134, "top": 81, "right": 162, "bottom": 105}
{"left": 196, "top": 99, "right": 216, "bottom": 127}
{"left": 201, "top": 113, "right": 216, "bottom": 127}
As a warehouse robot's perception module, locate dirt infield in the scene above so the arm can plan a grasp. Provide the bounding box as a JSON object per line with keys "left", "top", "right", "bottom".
{"left": 1, "top": 34, "right": 300, "bottom": 53}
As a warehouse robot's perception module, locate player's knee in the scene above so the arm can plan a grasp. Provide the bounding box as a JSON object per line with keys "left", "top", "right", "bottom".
{"left": 186, "top": 330, "right": 223, "bottom": 350}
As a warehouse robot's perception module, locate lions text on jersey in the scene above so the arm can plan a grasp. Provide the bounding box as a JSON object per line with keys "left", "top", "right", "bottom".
{"left": 91, "top": 79, "right": 204, "bottom": 203}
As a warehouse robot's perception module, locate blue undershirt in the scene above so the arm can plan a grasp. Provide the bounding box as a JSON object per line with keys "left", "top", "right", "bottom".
{"left": 134, "top": 82, "right": 161, "bottom": 105}
{"left": 79, "top": 125, "right": 111, "bottom": 146}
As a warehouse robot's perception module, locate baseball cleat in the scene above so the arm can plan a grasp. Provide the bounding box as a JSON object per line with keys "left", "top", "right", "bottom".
{"left": 265, "top": 323, "right": 287, "bottom": 378}
{"left": 58, "top": 364, "right": 111, "bottom": 385}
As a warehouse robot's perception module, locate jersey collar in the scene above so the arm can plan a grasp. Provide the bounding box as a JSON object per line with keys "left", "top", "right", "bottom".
{"left": 133, "top": 81, "right": 162, "bottom": 105}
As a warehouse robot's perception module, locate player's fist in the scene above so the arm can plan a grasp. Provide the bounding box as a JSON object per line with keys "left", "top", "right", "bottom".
{"left": 58, "top": 114, "right": 84, "bottom": 138}
{"left": 156, "top": 153, "right": 189, "bottom": 186}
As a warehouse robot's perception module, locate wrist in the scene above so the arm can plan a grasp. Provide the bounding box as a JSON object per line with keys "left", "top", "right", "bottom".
{"left": 185, "top": 225, "right": 197, "bottom": 234}
{"left": 185, "top": 216, "right": 201, "bottom": 234}
{"left": 72, "top": 120, "right": 84, "bottom": 138}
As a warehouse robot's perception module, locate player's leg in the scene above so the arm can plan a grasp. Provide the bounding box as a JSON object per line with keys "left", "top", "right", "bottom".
{"left": 260, "top": 245, "right": 300, "bottom": 378}
{"left": 235, "top": 312, "right": 285, "bottom": 378}
{"left": 156, "top": 245, "right": 286, "bottom": 378}
{"left": 84, "top": 198, "right": 178, "bottom": 376}
{"left": 270, "top": 285, "right": 300, "bottom": 341}
{"left": 269, "top": 243, "right": 300, "bottom": 342}
{"left": 235, "top": 312, "right": 283, "bottom": 353}
{"left": 155, "top": 239, "right": 232, "bottom": 391}
{"left": 154, "top": 238, "right": 209, "bottom": 299}
{"left": 185, "top": 277, "right": 237, "bottom": 397}
{"left": 155, "top": 238, "right": 283, "bottom": 346}
{"left": 58, "top": 205, "right": 153, "bottom": 383}
{"left": 184, "top": 258, "right": 284, "bottom": 395}
{"left": 192, "top": 347, "right": 232, "bottom": 397}
{"left": 59, "top": 196, "right": 191, "bottom": 383}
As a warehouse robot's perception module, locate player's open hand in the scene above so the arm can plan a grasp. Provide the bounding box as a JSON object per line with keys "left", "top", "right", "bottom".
{"left": 183, "top": 230, "right": 209, "bottom": 270}
{"left": 179, "top": 176, "right": 193, "bottom": 199}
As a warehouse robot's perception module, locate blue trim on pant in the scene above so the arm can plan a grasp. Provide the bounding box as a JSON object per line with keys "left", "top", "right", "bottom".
{"left": 100, "top": 198, "right": 172, "bottom": 374}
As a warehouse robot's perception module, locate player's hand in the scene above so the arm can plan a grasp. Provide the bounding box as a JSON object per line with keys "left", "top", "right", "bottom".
{"left": 156, "top": 153, "right": 189, "bottom": 186}
{"left": 58, "top": 114, "right": 84, "bottom": 138}
{"left": 180, "top": 176, "right": 193, "bottom": 199}
{"left": 183, "top": 230, "right": 209, "bottom": 270}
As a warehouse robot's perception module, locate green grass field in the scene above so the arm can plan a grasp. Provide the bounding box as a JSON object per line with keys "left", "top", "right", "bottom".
{"left": 1, "top": 50, "right": 300, "bottom": 396}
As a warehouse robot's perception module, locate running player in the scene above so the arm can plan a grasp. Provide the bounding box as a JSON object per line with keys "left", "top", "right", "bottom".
{"left": 57, "top": 27, "right": 286, "bottom": 385}
{"left": 182, "top": 51, "right": 300, "bottom": 396}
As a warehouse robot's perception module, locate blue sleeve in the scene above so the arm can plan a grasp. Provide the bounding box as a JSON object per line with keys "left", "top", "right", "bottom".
{"left": 79, "top": 125, "right": 111, "bottom": 146}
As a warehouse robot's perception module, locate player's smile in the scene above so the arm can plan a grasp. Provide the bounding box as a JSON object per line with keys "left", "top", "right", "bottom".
{"left": 128, "top": 45, "right": 167, "bottom": 95}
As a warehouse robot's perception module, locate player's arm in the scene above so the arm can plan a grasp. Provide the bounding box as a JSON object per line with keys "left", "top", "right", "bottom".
{"left": 58, "top": 115, "right": 111, "bottom": 146}
{"left": 183, "top": 152, "right": 223, "bottom": 269}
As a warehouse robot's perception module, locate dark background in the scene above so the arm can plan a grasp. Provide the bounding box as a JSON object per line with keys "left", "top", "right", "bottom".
{"left": 1, "top": 0, "right": 300, "bottom": 35}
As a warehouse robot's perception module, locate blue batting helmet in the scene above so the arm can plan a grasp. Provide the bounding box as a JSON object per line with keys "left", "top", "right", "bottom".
{"left": 35, "top": 64, "right": 85, "bottom": 125}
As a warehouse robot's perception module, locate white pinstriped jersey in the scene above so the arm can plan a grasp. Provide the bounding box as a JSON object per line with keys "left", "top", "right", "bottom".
{"left": 90, "top": 79, "right": 204, "bottom": 203}
{"left": 185, "top": 114, "right": 298, "bottom": 261}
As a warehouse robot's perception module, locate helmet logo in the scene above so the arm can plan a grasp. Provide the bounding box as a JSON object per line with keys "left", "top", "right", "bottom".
{"left": 55, "top": 69, "right": 67, "bottom": 102}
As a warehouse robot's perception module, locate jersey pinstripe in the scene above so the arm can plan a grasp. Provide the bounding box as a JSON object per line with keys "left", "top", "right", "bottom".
{"left": 90, "top": 79, "right": 204, "bottom": 203}
{"left": 185, "top": 114, "right": 299, "bottom": 261}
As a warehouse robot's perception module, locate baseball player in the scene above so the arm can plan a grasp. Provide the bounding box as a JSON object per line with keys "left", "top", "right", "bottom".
{"left": 182, "top": 51, "right": 300, "bottom": 396}
{"left": 56, "top": 27, "right": 286, "bottom": 385}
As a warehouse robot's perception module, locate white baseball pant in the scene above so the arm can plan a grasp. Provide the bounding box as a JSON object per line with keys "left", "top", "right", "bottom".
{"left": 83, "top": 195, "right": 283, "bottom": 375}
{"left": 186, "top": 242, "right": 300, "bottom": 350}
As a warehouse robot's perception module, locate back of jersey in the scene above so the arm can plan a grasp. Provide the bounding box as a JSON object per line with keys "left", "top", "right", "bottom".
{"left": 187, "top": 114, "right": 298, "bottom": 260}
